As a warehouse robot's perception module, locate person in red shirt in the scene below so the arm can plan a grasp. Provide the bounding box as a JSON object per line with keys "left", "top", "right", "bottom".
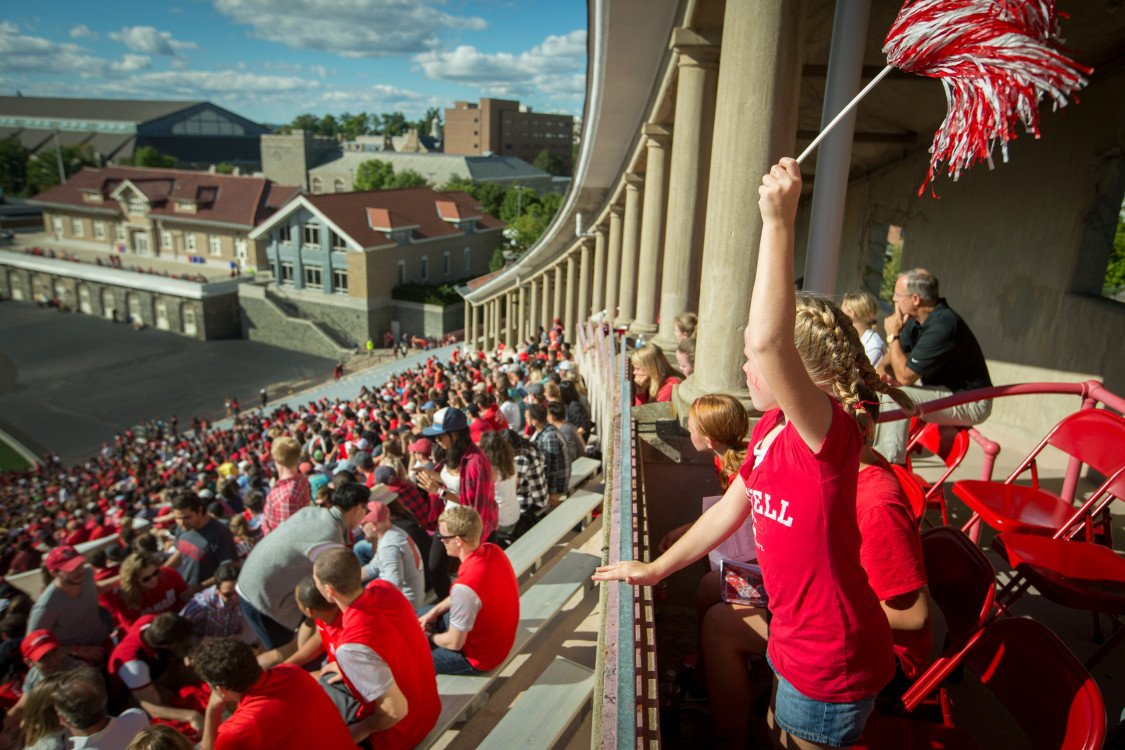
{"left": 313, "top": 547, "right": 439, "bottom": 748}
{"left": 260, "top": 437, "right": 311, "bottom": 536}
{"left": 193, "top": 637, "right": 354, "bottom": 750}
{"left": 596, "top": 158, "right": 917, "bottom": 750}
{"left": 108, "top": 613, "right": 202, "bottom": 732}
{"left": 417, "top": 505, "right": 519, "bottom": 674}
{"left": 100, "top": 551, "right": 190, "bottom": 630}
{"left": 629, "top": 343, "right": 682, "bottom": 405}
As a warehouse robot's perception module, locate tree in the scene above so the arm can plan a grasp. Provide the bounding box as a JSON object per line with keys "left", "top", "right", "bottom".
{"left": 532, "top": 148, "right": 568, "bottom": 177}
{"left": 389, "top": 169, "right": 429, "bottom": 189}
{"left": 499, "top": 186, "right": 540, "bottom": 223}
{"left": 25, "top": 144, "right": 98, "bottom": 195}
{"left": 214, "top": 163, "right": 235, "bottom": 174}
{"left": 118, "top": 146, "right": 176, "bottom": 168}
{"left": 353, "top": 159, "right": 395, "bottom": 191}
{"left": 0, "top": 136, "right": 29, "bottom": 197}
{"left": 1104, "top": 202, "right": 1125, "bottom": 293}
{"left": 279, "top": 113, "right": 320, "bottom": 134}
{"left": 438, "top": 174, "right": 473, "bottom": 193}
{"left": 488, "top": 246, "right": 506, "bottom": 272}
{"left": 380, "top": 111, "right": 408, "bottom": 137}
{"left": 318, "top": 114, "right": 340, "bottom": 138}
{"left": 473, "top": 182, "right": 506, "bottom": 218}
{"left": 340, "top": 111, "right": 371, "bottom": 139}
{"left": 412, "top": 107, "right": 443, "bottom": 136}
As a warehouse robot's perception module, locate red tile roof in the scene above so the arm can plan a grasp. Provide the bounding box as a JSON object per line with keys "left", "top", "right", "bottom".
{"left": 464, "top": 267, "right": 507, "bottom": 291}
{"left": 303, "top": 187, "right": 504, "bottom": 248}
{"left": 31, "top": 166, "right": 298, "bottom": 228}
{"left": 435, "top": 199, "right": 481, "bottom": 222}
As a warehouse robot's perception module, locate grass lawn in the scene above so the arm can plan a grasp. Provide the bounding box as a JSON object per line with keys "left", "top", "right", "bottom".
{"left": 0, "top": 437, "right": 34, "bottom": 472}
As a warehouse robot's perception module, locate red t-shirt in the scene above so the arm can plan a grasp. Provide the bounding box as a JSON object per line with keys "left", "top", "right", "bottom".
{"left": 215, "top": 664, "right": 354, "bottom": 750}
{"left": 101, "top": 568, "right": 189, "bottom": 630}
{"left": 314, "top": 610, "right": 344, "bottom": 664}
{"left": 856, "top": 462, "right": 931, "bottom": 680}
{"left": 740, "top": 402, "right": 894, "bottom": 702}
{"left": 633, "top": 376, "right": 682, "bottom": 406}
{"left": 108, "top": 614, "right": 161, "bottom": 689}
{"left": 455, "top": 543, "right": 520, "bottom": 672}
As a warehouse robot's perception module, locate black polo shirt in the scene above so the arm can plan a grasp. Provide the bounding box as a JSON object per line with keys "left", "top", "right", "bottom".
{"left": 900, "top": 299, "right": 991, "bottom": 392}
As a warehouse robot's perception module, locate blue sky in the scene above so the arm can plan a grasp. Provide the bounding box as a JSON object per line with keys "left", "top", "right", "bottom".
{"left": 0, "top": 0, "right": 587, "bottom": 125}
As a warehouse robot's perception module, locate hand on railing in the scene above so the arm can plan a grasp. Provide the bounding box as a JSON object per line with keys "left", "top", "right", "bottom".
{"left": 592, "top": 559, "right": 662, "bottom": 587}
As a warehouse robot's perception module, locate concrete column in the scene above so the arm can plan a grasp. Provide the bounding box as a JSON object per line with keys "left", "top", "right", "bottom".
{"left": 577, "top": 237, "right": 592, "bottom": 326}
{"left": 605, "top": 208, "right": 623, "bottom": 323}
{"left": 517, "top": 283, "right": 528, "bottom": 344}
{"left": 469, "top": 302, "right": 480, "bottom": 351}
{"left": 506, "top": 291, "right": 516, "bottom": 347}
{"left": 631, "top": 124, "right": 672, "bottom": 336}
{"left": 674, "top": 0, "right": 806, "bottom": 414}
{"left": 615, "top": 174, "right": 643, "bottom": 328}
{"left": 491, "top": 298, "right": 502, "bottom": 349}
{"left": 591, "top": 226, "right": 607, "bottom": 317}
{"left": 528, "top": 278, "right": 539, "bottom": 341}
{"left": 540, "top": 274, "right": 552, "bottom": 332}
{"left": 655, "top": 32, "right": 720, "bottom": 349}
{"left": 552, "top": 263, "right": 564, "bottom": 329}
{"left": 463, "top": 298, "right": 471, "bottom": 345}
{"left": 481, "top": 299, "right": 491, "bottom": 351}
{"left": 564, "top": 252, "right": 578, "bottom": 342}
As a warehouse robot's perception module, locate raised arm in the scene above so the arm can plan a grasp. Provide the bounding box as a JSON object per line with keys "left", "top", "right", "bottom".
{"left": 747, "top": 157, "right": 832, "bottom": 452}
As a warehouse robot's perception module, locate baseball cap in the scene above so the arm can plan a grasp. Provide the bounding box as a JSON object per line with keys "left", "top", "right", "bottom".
{"left": 361, "top": 501, "right": 391, "bottom": 526}
{"left": 526, "top": 383, "right": 544, "bottom": 397}
{"left": 422, "top": 407, "right": 469, "bottom": 437}
{"left": 408, "top": 438, "right": 433, "bottom": 455}
{"left": 44, "top": 545, "right": 86, "bottom": 575}
{"left": 21, "top": 629, "right": 60, "bottom": 663}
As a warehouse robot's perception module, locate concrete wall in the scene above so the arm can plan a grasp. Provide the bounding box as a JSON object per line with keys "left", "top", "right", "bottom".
{"left": 796, "top": 67, "right": 1125, "bottom": 399}
{"left": 392, "top": 299, "right": 464, "bottom": 339}
{"left": 238, "top": 284, "right": 355, "bottom": 359}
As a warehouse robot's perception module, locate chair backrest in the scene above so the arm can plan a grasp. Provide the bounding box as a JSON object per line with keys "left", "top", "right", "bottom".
{"left": 960, "top": 618, "right": 1105, "bottom": 750}
{"left": 1045, "top": 410, "right": 1125, "bottom": 496}
{"left": 920, "top": 527, "right": 995, "bottom": 648}
{"left": 910, "top": 422, "right": 971, "bottom": 472}
{"left": 890, "top": 464, "right": 927, "bottom": 523}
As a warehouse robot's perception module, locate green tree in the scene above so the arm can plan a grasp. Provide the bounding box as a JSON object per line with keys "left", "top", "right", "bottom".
{"left": 318, "top": 114, "right": 340, "bottom": 137}
{"left": 0, "top": 136, "right": 29, "bottom": 196}
{"left": 279, "top": 113, "right": 320, "bottom": 134}
{"left": 412, "top": 107, "right": 443, "bottom": 135}
{"left": 390, "top": 169, "right": 430, "bottom": 189}
{"left": 473, "top": 182, "right": 506, "bottom": 218}
{"left": 25, "top": 144, "right": 98, "bottom": 195}
{"left": 488, "top": 246, "right": 506, "bottom": 272}
{"left": 532, "top": 148, "right": 568, "bottom": 177}
{"left": 214, "top": 162, "right": 235, "bottom": 174}
{"left": 1104, "top": 202, "right": 1125, "bottom": 293}
{"left": 354, "top": 159, "right": 394, "bottom": 191}
{"left": 340, "top": 111, "right": 371, "bottom": 139}
{"left": 380, "top": 111, "right": 408, "bottom": 136}
{"left": 438, "top": 174, "right": 473, "bottom": 193}
{"left": 118, "top": 146, "right": 176, "bottom": 168}
{"left": 499, "top": 186, "right": 540, "bottom": 223}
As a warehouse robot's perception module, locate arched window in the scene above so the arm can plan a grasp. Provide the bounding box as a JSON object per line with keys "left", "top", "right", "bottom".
{"left": 334, "top": 179, "right": 345, "bottom": 193}
{"left": 311, "top": 177, "right": 322, "bottom": 193}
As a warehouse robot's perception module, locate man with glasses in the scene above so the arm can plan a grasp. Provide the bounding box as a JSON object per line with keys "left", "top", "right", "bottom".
{"left": 181, "top": 562, "right": 248, "bottom": 642}
{"left": 417, "top": 505, "right": 519, "bottom": 675}
{"left": 875, "top": 268, "right": 992, "bottom": 464}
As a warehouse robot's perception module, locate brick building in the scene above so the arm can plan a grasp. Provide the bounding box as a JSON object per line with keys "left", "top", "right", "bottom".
{"left": 443, "top": 98, "right": 573, "bottom": 172}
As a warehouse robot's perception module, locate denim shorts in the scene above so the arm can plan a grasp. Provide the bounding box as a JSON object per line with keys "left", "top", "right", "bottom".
{"left": 768, "top": 656, "right": 877, "bottom": 748}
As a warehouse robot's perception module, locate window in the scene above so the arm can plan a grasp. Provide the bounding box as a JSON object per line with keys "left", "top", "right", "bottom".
{"left": 71, "top": 218, "right": 84, "bottom": 238}
{"left": 115, "top": 224, "right": 127, "bottom": 243}
{"left": 209, "top": 235, "right": 223, "bottom": 257}
{"left": 127, "top": 195, "right": 147, "bottom": 215}
{"left": 278, "top": 224, "right": 292, "bottom": 244}
{"left": 443, "top": 251, "right": 451, "bottom": 277}
{"left": 420, "top": 255, "right": 429, "bottom": 282}
{"left": 304, "top": 265, "right": 323, "bottom": 289}
{"left": 334, "top": 179, "right": 345, "bottom": 193}
{"left": 311, "top": 177, "right": 322, "bottom": 194}
{"left": 160, "top": 229, "right": 172, "bottom": 249}
{"left": 464, "top": 247, "right": 472, "bottom": 272}
{"left": 279, "top": 261, "right": 294, "bottom": 285}
{"left": 398, "top": 260, "right": 406, "bottom": 285}
{"left": 303, "top": 223, "right": 321, "bottom": 248}
{"left": 333, "top": 268, "right": 348, "bottom": 293}
{"left": 330, "top": 230, "right": 348, "bottom": 251}
{"left": 185, "top": 233, "right": 197, "bottom": 253}
{"left": 93, "top": 221, "right": 106, "bottom": 240}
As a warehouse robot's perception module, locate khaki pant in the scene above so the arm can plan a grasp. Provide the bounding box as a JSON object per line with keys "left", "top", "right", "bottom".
{"left": 872, "top": 385, "right": 992, "bottom": 464}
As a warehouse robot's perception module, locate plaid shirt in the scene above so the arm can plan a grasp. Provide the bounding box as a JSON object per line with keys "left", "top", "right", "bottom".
{"left": 513, "top": 442, "right": 549, "bottom": 513}
{"left": 180, "top": 585, "right": 243, "bottom": 639}
{"left": 261, "top": 474, "right": 311, "bottom": 536}
{"left": 533, "top": 424, "right": 571, "bottom": 495}
{"left": 389, "top": 476, "right": 439, "bottom": 533}
{"left": 458, "top": 444, "right": 498, "bottom": 540}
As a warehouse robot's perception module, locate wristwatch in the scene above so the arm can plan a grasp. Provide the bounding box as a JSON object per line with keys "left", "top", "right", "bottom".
{"left": 887, "top": 334, "right": 898, "bottom": 344}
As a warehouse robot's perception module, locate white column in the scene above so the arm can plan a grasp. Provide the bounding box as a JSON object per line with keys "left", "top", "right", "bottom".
{"left": 631, "top": 124, "right": 672, "bottom": 335}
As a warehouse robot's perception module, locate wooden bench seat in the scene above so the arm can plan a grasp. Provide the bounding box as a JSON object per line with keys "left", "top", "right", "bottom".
{"left": 506, "top": 488, "right": 603, "bottom": 579}
{"left": 568, "top": 456, "right": 601, "bottom": 492}
{"left": 477, "top": 656, "right": 594, "bottom": 750}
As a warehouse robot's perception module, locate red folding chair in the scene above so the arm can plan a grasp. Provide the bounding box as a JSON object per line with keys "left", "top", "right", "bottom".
{"left": 860, "top": 618, "right": 1106, "bottom": 750}
{"left": 890, "top": 463, "right": 928, "bottom": 525}
{"left": 952, "top": 409, "right": 1125, "bottom": 540}
{"left": 905, "top": 421, "right": 971, "bottom": 526}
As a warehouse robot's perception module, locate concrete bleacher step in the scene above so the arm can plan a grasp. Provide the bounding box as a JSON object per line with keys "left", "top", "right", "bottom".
{"left": 568, "top": 456, "right": 601, "bottom": 492}
{"left": 418, "top": 549, "right": 600, "bottom": 749}
{"left": 506, "top": 488, "right": 603, "bottom": 579}
{"left": 476, "top": 656, "right": 594, "bottom": 750}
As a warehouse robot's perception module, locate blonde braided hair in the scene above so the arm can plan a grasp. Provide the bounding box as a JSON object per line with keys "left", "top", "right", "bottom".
{"left": 793, "top": 292, "right": 915, "bottom": 439}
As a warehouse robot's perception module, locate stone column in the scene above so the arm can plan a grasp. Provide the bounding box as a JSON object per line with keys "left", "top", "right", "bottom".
{"left": 463, "top": 298, "right": 471, "bottom": 346}
{"left": 655, "top": 31, "right": 720, "bottom": 349}
{"left": 591, "top": 226, "right": 607, "bottom": 317}
{"left": 577, "top": 237, "right": 592, "bottom": 327}
{"left": 506, "top": 291, "right": 517, "bottom": 347}
{"left": 552, "top": 263, "right": 564, "bottom": 329}
{"left": 469, "top": 302, "right": 480, "bottom": 351}
{"left": 604, "top": 207, "right": 623, "bottom": 323}
{"left": 564, "top": 251, "right": 578, "bottom": 342}
{"left": 517, "top": 283, "right": 528, "bottom": 344}
{"left": 528, "top": 278, "right": 539, "bottom": 341}
{"left": 481, "top": 299, "right": 492, "bottom": 351}
{"left": 674, "top": 0, "right": 806, "bottom": 415}
{"left": 630, "top": 124, "right": 672, "bottom": 336}
{"left": 540, "top": 274, "right": 552, "bottom": 333}
{"left": 615, "top": 174, "right": 643, "bottom": 328}
{"left": 492, "top": 298, "right": 502, "bottom": 349}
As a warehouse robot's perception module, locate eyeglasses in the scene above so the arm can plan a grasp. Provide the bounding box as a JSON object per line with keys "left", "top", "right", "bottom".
{"left": 140, "top": 571, "right": 161, "bottom": 583}
{"left": 433, "top": 532, "right": 461, "bottom": 542}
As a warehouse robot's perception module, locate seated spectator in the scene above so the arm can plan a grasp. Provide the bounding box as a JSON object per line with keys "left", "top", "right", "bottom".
{"left": 417, "top": 506, "right": 519, "bottom": 675}
{"left": 499, "top": 387, "right": 524, "bottom": 432}
{"left": 7, "top": 539, "right": 41, "bottom": 575}
{"left": 0, "top": 631, "right": 84, "bottom": 744}
{"left": 227, "top": 515, "right": 254, "bottom": 560}
{"left": 547, "top": 402, "right": 586, "bottom": 463}
{"left": 101, "top": 552, "right": 191, "bottom": 631}
{"left": 16, "top": 672, "right": 65, "bottom": 750}
{"left": 108, "top": 613, "right": 201, "bottom": 732}
{"left": 28, "top": 546, "right": 113, "bottom": 663}
{"left": 124, "top": 725, "right": 194, "bottom": 750}
{"left": 558, "top": 381, "right": 591, "bottom": 439}
{"left": 180, "top": 563, "right": 247, "bottom": 642}
{"left": 502, "top": 429, "right": 550, "bottom": 521}
{"left": 164, "top": 493, "right": 238, "bottom": 591}
{"left": 313, "top": 547, "right": 439, "bottom": 746}
{"left": 237, "top": 484, "right": 369, "bottom": 653}
{"left": 841, "top": 291, "right": 887, "bottom": 367}
{"left": 357, "top": 502, "right": 425, "bottom": 609}
{"left": 53, "top": 666, "right": 151, "bottom": 750}
{"left": 527, "top": 404, "right": 570, "bottom": 509}
{"left": 261, "top": 577, "right": 340, "bottom": 672}
{"left": 192, "top": 637, "right": 354, "bottom": 750}
{"left": 478, "top": 432, "right": 521, "bottom": 543}
{"left": 630, "top": 343, "right": 682, "bottom": 405}
{"left": 375, "top": 465, "right": 435, "bottom": 534}
{"left": 674, "top": 311, "right": 698, "bottom": 341}
{"left": 260, "top": 436, "right": 311, "bottom": 536}
{"left": 675, "top": 336, "right": 695, "bottom": 378}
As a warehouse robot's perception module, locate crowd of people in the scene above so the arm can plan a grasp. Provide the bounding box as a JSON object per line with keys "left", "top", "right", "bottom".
{"left": 19, "top": 248, "right": 211, "bottom": 284}
{"left": 0, "top": 317, "right": 599, "bottom": 748}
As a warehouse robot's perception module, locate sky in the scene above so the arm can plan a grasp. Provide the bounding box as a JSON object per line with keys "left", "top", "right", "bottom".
{"left": 0, "top": 0, "right": 587, "bottom": 126}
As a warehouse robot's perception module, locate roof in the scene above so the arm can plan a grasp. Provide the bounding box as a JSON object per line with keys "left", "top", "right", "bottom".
{"left": 30, "top": 166, "right": 298, "bottom": 228}
{"left": 463, "top": 267, "right": 507, "bottom": 292}
{"left": 302, "top": 187, "right": 504, "bottom": 248}
{"left": 308, "top": 151, "right": 551, "bottom": 186}
{"left": 0, "top": 96, "right": 202, "bottom": 124}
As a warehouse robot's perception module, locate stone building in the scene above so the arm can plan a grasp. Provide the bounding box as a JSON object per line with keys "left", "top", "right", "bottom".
{"left": 444, "top": 98, "right": 574, "bottom": 172}
{"left": 29, "top": 166, "right": 298, "bottom": 272}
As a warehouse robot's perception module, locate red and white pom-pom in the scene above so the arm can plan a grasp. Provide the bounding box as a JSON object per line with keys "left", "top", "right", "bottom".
{"left": 884, "top": 0, "right": 1092, "bottom": 195}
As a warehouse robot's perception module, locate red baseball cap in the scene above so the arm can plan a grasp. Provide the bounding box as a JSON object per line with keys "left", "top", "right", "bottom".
{"left": 21, "top": 629, "right": 60, "bottom": 663}
{"left": 408, "top": 438, "right": 433, "bottom": 455}
{"left": 44, "top": 545, "right": 86, "bottom": 575}
{"left": 361, "top": 501, "right": 390, "bottom": 526}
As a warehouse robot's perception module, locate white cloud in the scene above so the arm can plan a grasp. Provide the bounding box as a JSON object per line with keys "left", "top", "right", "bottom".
{"left": 0, "top": 22, "right": 106, "bottom": 75}
{"left": 109, "top": 26, "right": 197, "bottom": 56}
{"left": 212, "top": 0, "right": 488, "bottom": 58}
{"left": 110, "top": 54, "right": 151, "bottom": 73}
{"left": 69, "top": 25, "right": 97, "bottom": 40}
{"left": 414, "top": 29, "right": 586, "bottom": 102}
